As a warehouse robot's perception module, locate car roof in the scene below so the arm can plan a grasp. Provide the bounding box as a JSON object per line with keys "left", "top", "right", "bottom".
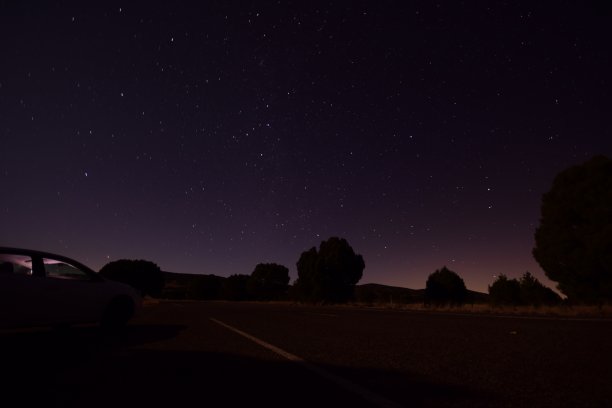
{"left": 0, "top": 247, "right": 97, "bottom": 274}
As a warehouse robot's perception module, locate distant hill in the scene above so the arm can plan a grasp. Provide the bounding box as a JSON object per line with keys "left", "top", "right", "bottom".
{"left": 161, "top": 271, "right": 488, "bottom": 303}
{"left": 354, "top": 283, "right": 424, "bottom": 304}
{"left": 162, "top": 271, "right": 225, "bottom": 299}
{"left": 355, "top": 283, "right": 489, "bottom": 304}
{"left": 162, "top": 271, "right": 202, "bottom": 286}
{"left": 467, "top": 289, "right": 489, "bottom": 303}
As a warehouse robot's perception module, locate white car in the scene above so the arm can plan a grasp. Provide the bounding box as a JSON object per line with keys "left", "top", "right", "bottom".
{"left": 0, "top": 247, "right": 141, "bottom": 331}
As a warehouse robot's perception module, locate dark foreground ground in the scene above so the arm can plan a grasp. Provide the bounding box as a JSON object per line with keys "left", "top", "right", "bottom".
{"left": 2, "top": 301, "right": 611, "bottom": 407}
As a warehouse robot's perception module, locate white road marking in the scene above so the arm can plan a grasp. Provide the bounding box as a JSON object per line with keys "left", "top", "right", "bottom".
{"left": 210, "top": 318, "right": 403, "bottom": 408}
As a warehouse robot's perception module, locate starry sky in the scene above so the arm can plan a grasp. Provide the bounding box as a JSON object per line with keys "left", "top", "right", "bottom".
{"left": 2, "top": 1, "right": 611, "bottom": 293}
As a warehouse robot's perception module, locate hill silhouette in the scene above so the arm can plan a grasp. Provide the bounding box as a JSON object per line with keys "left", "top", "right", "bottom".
{"left": 160, "top": 271, "right": 488, "bottom": 303}
{"left": 355, "top": 283, "right": 488, "bottom": 304}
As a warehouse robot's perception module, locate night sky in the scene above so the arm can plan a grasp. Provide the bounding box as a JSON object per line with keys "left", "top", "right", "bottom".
{"left": 2, "top": 2, "right": 611, "bottom": 293}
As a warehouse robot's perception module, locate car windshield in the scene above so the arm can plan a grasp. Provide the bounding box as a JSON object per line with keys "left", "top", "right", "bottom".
{"left": 43, "top": 258, "right": 92, "bottom": 280}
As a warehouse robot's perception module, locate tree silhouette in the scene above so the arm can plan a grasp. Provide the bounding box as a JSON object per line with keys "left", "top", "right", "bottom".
{"left": 533, "top": 155, "right": 612, "bottom": 303}
{"left": 294, "top": 237, "right": 365, "bottom": 303}
{"left": 295, "top": 247, "right": 319, "bottom": 301}
{"left": 488, "top": 274, "right": 521, "bottom": 306}
{"left": 99, "top": 259, "right": 164, "bottom": 297}
{"left": 424, "top": 266, "right": 467, "bottom": 306}
{"left": 247, "top": 263, "right": 290, "bottom": 300}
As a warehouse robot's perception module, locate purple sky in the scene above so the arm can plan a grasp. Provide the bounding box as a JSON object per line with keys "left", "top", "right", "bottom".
{"left": 2, "top": 2, "right": 611, "bottom": 293}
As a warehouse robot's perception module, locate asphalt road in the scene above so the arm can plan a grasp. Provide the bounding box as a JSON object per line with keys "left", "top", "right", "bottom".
{"left": 2, "top": 301, "right": 611, "bottom": 407}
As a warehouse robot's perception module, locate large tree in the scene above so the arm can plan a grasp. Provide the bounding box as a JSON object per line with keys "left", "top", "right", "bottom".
{"left": 294, "top": 237, "right": 365, "bottom": 303}
{"left": 247, "top": 263, "right": 290, "bottom": 300}
{"left": 99, "top": 259, "right": 164, "bottom": 297}
{"left": 424, "top": 266, "right": 467, "bottom": 306}
{"left": 533, "top": 156, "right": 612, "bottom": 303}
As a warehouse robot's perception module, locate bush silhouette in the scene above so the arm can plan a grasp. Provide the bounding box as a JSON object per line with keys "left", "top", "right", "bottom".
{"left": 533, "top": 155, "right": 612, "bottom": 303}
{"left": 294, "top": 237, "right": 365, "bottom": 303}
{"left": 488, "top": 274, "right": 521, "bottom": 306}
{"left": 100, "top": 259, "right": 164, "bottom": 297}
{"left": 489, "top": 272, "right": 561, "bottom": 306}
{"left": 424, "top": 266, "right": 467, "bottom": 306}
{"left": 247, "top": 263, "right": 290, "bottom": 300}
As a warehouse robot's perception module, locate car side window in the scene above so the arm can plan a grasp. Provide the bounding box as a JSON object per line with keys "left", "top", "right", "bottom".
{"left": 43, "top": 258, "right": 93, "bottom": 281}
{"left": 0, "top": 254, "right": 34, "bottom": 276}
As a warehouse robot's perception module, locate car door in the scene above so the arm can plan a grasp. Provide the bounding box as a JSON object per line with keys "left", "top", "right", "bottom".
{"left": 0, "top": 253, "right": 44, "bottom": 328}
{"left": 37, "top": 257, "right": 109, "bottom": 325}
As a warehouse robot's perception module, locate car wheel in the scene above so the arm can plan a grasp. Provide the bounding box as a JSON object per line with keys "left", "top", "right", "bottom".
{"left": 101, "top": 296, "right": 134, "bottom": 332}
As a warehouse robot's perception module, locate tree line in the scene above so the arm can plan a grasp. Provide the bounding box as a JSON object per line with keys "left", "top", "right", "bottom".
{"left": 100, "top": 155, "right": 612, "bottom": 306}
{"left": 98, "top": 237, "right": 365, "bottom": 303}
{"left": 98, "top": 254, "right": 562, "bottom": 306}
